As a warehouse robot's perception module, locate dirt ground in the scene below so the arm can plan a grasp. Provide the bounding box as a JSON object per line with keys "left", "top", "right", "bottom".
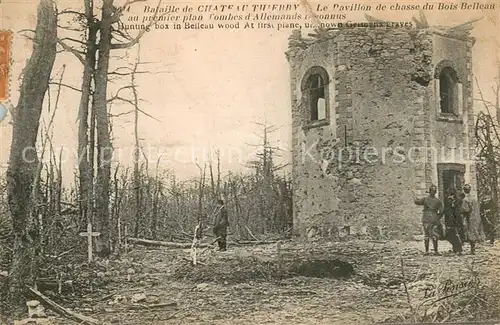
{"left": 6, "top": 238, "right": 500, "bottom": 325}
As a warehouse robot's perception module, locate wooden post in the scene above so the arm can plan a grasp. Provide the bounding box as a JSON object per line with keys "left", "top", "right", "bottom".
{"left": 191, "top": 223, "right": 200, "bottom": 265}
{"left": 38, "top": 213, "right": 44, "bottom": 255}
{"left": 117, "top": 214, "right": 122, "bottom": 249}
{"left": 57, "top": 272, "right": 62, "bottom": 295}
{"left": 79, "top": 223, "right": 100, "bottom": 263}
{"left": 124, "top": 225, "right": 128, "bottom": 252}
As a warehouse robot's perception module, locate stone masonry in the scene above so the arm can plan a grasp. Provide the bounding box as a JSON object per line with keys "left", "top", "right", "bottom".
{"left": 286, "top": 26, "right": 476, "bottom": 238}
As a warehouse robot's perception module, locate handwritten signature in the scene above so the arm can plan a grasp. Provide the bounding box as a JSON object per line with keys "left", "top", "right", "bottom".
{"left": 423, "top": 278, "right": 480, "bottom": 303}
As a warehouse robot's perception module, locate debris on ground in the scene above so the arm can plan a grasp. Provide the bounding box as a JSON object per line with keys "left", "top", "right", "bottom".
{"left": 4, "top": 239, "right": 500, "bottom": 324}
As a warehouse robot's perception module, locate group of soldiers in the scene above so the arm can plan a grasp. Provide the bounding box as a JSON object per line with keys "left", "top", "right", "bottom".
{"left": 414, "top": 184, "right": 496, "bottom": 255}
{"left": 212, "top": 187, "right": 496, "bottom": 255}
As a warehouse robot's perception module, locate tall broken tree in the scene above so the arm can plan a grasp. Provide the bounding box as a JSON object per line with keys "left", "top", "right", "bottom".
{"left": 76, "top": 0, "right": 98, "bottom": 232}
{"left": 93, "top": 0, "right": 114, "bottom": 256}
{"left": 6, "top": 0, "right": 57, "bottom": 303}
{"left": 57, "top": 0, "right": 162, "bottom": 256}
{"left": 94, "top": 0, "right": 157, "bottom": 254}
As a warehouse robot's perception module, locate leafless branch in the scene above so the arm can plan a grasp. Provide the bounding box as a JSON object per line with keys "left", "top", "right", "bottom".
{"left": 110, "top": 0, "right": 164, "bottom": 50}
{"left": 110, "top": 31, "right": 149, "bottom": 49}
{"left": 109, "top": 110, "right": 134, "bottom": 118}
{"left": 107, "top": 95, "right": 133, "bottom": 105}
{"left": 110, "top": 51, "right": 130, "bottom": 61}
{"left": 108, "top": 71, "right": 134, "bottom": 76}
{"left": 474, "top": 98, "right": 495, "bottom": 107}
{"left": 18, "top": 28, "right": 36, "bottom": 34}
{"left": 59, "top": 37, "right": 87, "bottom": 46}
{"left": 109, "top": 64, "right": 158, "bottom": 76}
{"left": 57, "top": 39, "right": 85, "bottom": 64}
{"left": 57, "top": 24, "right": 85, "bottom": 32}
{"left": 58, "top": 9, "right": 86, "bottom": 17}
{"left": 48, "top": 82, "right": 82, "bottom": 93}
{"left": 111, "top": 27, "right": 133, "bottom": 42}
{"left": 108, "top": 85, "right": 135, "bottom": 102}
{"left": 111, "top": 66, "right": 134, "bottom": 73}
{"left": 137, "top": 107, "right": 161, "bottom": 122}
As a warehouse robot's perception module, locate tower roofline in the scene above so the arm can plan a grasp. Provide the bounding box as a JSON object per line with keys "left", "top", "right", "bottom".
{"left": 287, "top": 25, "right": 476, "bottom": 53}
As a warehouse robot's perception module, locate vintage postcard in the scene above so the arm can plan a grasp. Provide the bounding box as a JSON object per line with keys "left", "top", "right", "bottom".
{"left": 0, "top": 0, "right": 500, "bottom": 324}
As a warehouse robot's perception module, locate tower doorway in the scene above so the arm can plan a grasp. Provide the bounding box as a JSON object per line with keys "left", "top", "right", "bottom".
{"left": 437, "top": 163, "right": 465, "bottom": 201}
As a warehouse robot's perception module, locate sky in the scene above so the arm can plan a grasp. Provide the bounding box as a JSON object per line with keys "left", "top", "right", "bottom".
{"left": 0, "top": 0, "right": 499, "bottom": 181}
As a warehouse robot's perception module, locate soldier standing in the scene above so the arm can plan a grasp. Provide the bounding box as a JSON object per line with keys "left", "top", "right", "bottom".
{"left": 213, "top": 199, "right": 229, "bottom": 251}
{"left": 461, "top": 184, "right": 483, "bottom": 254}
{"left": 443, "top": 188, "right": 463, "bottom": 254}
{"left": 414, "top": 185, "right": 444, "bottom": 255}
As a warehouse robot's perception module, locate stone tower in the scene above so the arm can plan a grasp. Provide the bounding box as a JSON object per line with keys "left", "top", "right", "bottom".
{"left": 286, "top": 26, "right": 477, "bottom": 238}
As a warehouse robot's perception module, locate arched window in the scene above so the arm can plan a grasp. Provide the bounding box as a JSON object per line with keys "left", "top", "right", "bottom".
{"left": 301, "top": 66, "right": 329, "bottom": 123}
{"left": 439, "top": 67, "right": 459, "bottom": 115}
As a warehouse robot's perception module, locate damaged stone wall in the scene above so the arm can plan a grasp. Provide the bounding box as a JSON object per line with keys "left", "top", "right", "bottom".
{"left": 287, "top": 27, "right": 476, "bottom": 238}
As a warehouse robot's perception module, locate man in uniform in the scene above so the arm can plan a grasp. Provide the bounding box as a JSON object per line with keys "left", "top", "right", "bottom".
{"left": 414, "top": 185, "right": 444, "bottom": 255}
{"left": 213, "top": 199, "right": 229, "bottom": 251}
{"left": 461, "top": 184, "right": 483, "bottom": 254}
{"left": 443, "top": 188, "right": 463, "bottom": 254}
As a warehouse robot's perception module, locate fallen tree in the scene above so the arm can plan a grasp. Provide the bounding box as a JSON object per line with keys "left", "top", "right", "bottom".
{"left": 128, "top": 237, "right": 278, "bottom": 248}
{"left": 27, "top": 286, "right": 102, "bottom": 325}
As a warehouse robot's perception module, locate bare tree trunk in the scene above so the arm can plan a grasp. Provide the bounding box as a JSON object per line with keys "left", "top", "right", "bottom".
{"left": 485, "top": 119, "right": 499, "bottom": 233}
{"left": 132, "top": 49, "right": 141, "bottom": 238}
{"left": 89, "top": 90, "right": 96, "bottom": 221}
{"left": 216, "top": 150, "right": 221, "bottom": 198}
{"left": 151, "top": 157, "right": 162, "bottom": 240}
{"left": 55, "top": 149, "right": 63, "bottom": 217}
{"left": 209, "top": 161, "right": 216, "bottom": 198}
{"left": 111, "top": 164, "right": 120, "bottom": 251}
{"left": 116, "top": 168, "right": 128, "bottom": 248}
{"left": 77, "top": 0, "right": 97, "bottom": 230}
{"left": 132, "top": 143, "right": 140, "bottom": 239}
{"left": 6, "top": 0, "right": 57, "bottom": 304}
{"left": 196, "top": 163, "right": 206, "bottom": 238}
{"left": 93, "top": 0, "right": 114, "bottom": 256}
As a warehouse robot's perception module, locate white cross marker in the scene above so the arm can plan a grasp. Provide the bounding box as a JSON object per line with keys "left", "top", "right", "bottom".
{"left": 79, "top": 223, "right": 100, "bottom": 263}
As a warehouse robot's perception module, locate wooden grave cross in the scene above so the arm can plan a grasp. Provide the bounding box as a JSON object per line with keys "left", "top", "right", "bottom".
{"left": 79, "top": 223, "right": 100, "bottom": 263}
